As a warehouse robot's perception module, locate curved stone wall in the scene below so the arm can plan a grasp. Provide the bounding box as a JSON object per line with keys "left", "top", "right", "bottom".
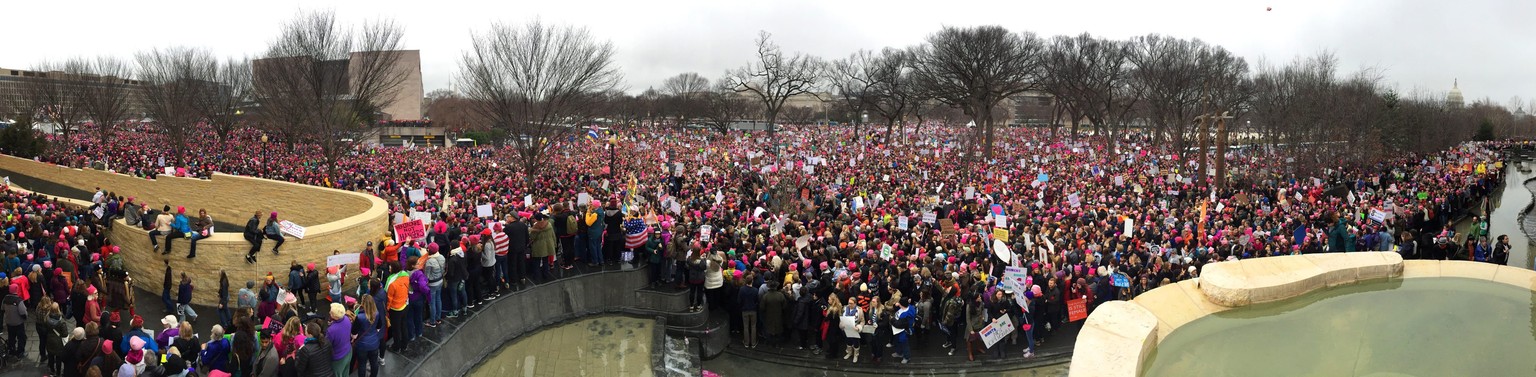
{"left": 1, "top": 155, "right": 388, "bottom": 306}
{"left": 1069, "top": 253, "right": 1536, "bottom": 377}
{"left": 401, "top": 267, "right": 708, "bottom": 377}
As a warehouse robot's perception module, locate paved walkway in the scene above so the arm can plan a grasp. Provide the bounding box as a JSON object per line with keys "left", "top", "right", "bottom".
{"left": 720, "top": 318, "right": 1082, "bottom": 375}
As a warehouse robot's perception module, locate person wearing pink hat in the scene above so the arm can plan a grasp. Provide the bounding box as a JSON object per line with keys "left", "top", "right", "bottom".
{"left": 424, "top": 241, "right": 447, "bottom": 327}
{"left": 261, "top": 211, "right": 286, "bottom": 256}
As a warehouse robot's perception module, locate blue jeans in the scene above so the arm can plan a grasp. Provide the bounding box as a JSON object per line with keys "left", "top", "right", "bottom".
{"left": 407, "top": 299, "right": 424, "bottom": 340}
{"left": 575, "top": 233, "right": 591, "bottom": 264}
{"left": 218, "top": 307, "right": 232, "bottom": 330}
{"left": 495, "top": 255, "right": 511, "bottom": 286}
{"left": 1024, "top": 325, "right": 1035, "bottom": 352}
{"left": 188, "top": 232, "right": 208, "bottom": 256}
{"left": 897, "top": 337, "right": 911, "bottom": 360}
{"left": 429, "top": 286, "right": 443, "bottom": 322}
{"left": 587, "top": 233, "right": 604, "bottom": 264}
{"left": 452, "top": 282, "right": 467, "bottom": 313}
{"left": 356, "top": 349, "right": 380, "bottom": 377}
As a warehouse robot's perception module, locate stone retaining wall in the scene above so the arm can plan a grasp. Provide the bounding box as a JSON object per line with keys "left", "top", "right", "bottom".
{"left": 1069, "top": 253, "right": 1534, "bottom": 377}
{"left": 407, "top": 268, "right": 698, "bottom": 377}
{"left": 1, "top": 155, "right": 389, "bottom": 306}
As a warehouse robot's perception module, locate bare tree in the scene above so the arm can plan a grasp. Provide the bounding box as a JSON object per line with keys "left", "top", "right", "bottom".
{"left": 18, "top": 61, "right": 90, "bottom": 139}
{"left": 206, "top": 57, "right": 252, "bottom": 143}
{"left": 457, "top": 20, "right": 622, "bottom": 185}
{"left": 662, "top": 72, "right": 710, "bottom": 127}
{"left": 698, "top": 80, "right": 758, "bottom": 134}
{"left": 727, "top": 31, "right": 824, "bottom": 137}
{"left": 1042, "top": 34, "right": 1141, "bottom": 141}
{"left": 1127, "top": 34, "right": 1248, "bottom": 149}
{"left": 73, "top": 57, "right": 137, "bottom": 146}
{"left": 253, "top": 10, "right": 409, "bottom": 170}
{"left": 136, "top": 47, "right": 220, "bottom": 166}
{"left": 911, "top": 26, "right": 1045, "bottom": 159}
{"left": 831, "top": 50, "right": 880, "bottom": 136}
{"left": 862, "top": 48, "right": 923, "bottom": 137}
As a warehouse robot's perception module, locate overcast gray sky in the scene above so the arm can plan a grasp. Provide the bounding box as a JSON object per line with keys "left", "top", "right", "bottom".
{"left": 5, "top": 0, "right": 1532, "bottom": 108}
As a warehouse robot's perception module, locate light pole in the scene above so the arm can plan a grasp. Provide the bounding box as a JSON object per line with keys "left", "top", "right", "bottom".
{"left": 261, "top": 134, "right": 269, "bottom": 166}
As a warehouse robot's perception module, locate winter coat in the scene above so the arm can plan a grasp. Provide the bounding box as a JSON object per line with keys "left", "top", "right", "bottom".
{"left": 760, "top": 289, "right": 788, "bottom": 335}
{"left": 530, "top": 221, "right": 556, "bottom": 258}
{"left": 289, "top": 338, "right": 332, "bottom": 377}
{"left": 507, "top": 221, "right": 530, "bottom": 257}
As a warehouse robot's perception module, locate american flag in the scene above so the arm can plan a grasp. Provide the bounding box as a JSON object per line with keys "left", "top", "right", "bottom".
{"left": 624, "top": 218, "right": 650, "bottom": 249}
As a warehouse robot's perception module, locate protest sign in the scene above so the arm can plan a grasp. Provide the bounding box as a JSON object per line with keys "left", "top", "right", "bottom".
{"left": 523, "top": 195, "right": 533, "bottom": 208}
{"left": 1004, "top": 266, "right": 1029, "bottom": 292}
{"left": 1112, "top": 273, "right": 1131, "bottom": 288}
{"left": 939, "top": 218, "right": 956, "bottom": 237}
{"left": 964, "top": 186, "right": 975, "bottom": 199}
{"left": 1067, "top": 298, "right": 1088, "bottom": 322}
{"left": 993, "top": 228, "right": 1010, "bottom": 243}
{"left": 279, "top": 220, "right": 306, "bottom": 239}
{"left": 476, "top": 204, "right": 494, "bottom": 218}
{"left": 922, "top": 212, "right": 937, "bottom": 224}
{"left": 795, "top": 236, "right": 810, "bottom": 250}
{"left": 408, "top": 189, "right": 426, "bottom": 203}
{"left": 1067, "top": 193, "right": 1081, "bottom": 208}
{"left": 327, "top": 253, "right": 361, "bottom": 268}
{"left": 1036, "top": 173, "right": 1049, "bottom": 182}
{"left": 93, "top": 206, "right": 105, "bottom": 219}
{"left": 700, "top": 225, "right": 713, "bottom": 242}
{"left": 897, "top": 216, "right": 910, "bottom": 230}
{"left": 1369, "top": 209, "right": 1387, "bottom": 223}
{"left": 409, "top": 211, "right": 433, "bottom": 223}
{"left": 163, "top": 167, "right": 175, "bottom": 176}
{"left": 980, "top": 315, "right": 1016, "bottom": 348}
{"left": 993, "top": 239, "right": 1013, "bottom": 263}
{"left": 577, "top": 192, "right": 593, "bottom": 206}
{"left": 394, "top": 219, "right": 425, "bottom": 243}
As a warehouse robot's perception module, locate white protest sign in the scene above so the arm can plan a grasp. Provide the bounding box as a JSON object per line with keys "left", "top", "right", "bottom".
{"left": 409, "top": 211, "right": 433, "bottom": 223}
{"left": 326, "top": 253, "right": 361, "bottom": 268}
{"left": 980, "top": 315, "right": 1015, "bottom": 348}
{"left": 898, "top": 216, "right": 910, "bottom": 230}
{"left": 408, "top": 189, "right": 426, "bottom": 203}
{"left": 577, "top": 192, "right": 593, "bottom": 206}
{"left": 700, "top": 225, "right": 713, "bottom": 242}
{"left": 922, "top": 212, "right": 937, "bottom": 224}
{"left": 476, "top": 204, "right": 494, "bottom": 218}
{"left": 278, "top": 220, "right": 306, "bottom": 239}
{"left": 524, "top": 195, "right": 533, "bottom": 208}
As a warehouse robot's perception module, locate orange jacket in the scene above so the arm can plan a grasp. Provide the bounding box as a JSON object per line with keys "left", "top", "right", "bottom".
{"left": 386, "top": 271, "right": 410, "bottom": 311}
{"left": 383, "top": 245, "right": 401, "bottom": 264}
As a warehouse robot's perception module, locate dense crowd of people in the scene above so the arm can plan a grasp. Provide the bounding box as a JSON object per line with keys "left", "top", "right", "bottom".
{"left": 3, "top": 121, "right": 1516, "bottom": 376}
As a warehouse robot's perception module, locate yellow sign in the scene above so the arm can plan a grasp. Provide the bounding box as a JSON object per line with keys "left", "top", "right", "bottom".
{"left": 993, "top": 228, "right": 1010, "bottom": 243}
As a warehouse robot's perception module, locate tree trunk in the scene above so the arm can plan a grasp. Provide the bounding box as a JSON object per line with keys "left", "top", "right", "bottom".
{"left": 980, "top": 103, "right": 996, "bottom": 161}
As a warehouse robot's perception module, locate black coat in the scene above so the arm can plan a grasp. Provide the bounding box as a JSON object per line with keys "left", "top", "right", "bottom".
{"left": 507, "top": 221, "right": 530, "bottom": 256}
{"left": 284, "top": 340, "right": 332, "bottom": 377}
{"left": 245, "top": 216, "right": 262, "bottom": 239}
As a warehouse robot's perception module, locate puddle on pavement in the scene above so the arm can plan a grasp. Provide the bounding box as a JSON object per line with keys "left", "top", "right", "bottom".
{"left": 470, "top": 315, "right": 655, "bottom": 377}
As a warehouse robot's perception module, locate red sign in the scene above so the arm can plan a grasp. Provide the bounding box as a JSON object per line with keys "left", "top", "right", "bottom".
{"left": 394, "top": 219, "right": 426, "bottom": 243}
{"left": 1067, "top": 298, "right": 1088, "bottom": 322}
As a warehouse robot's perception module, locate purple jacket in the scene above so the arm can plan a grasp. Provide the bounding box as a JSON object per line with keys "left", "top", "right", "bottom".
{"left": 409, "top": 270, "right": 429, "bottom": 302}
{"left": 327, "top": 316, "right": 353, "bottom": 360}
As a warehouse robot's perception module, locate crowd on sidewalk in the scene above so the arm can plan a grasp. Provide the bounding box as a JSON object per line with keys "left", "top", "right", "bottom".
{"left": 5, "top": 122, "right": 1515, "bottom": 375}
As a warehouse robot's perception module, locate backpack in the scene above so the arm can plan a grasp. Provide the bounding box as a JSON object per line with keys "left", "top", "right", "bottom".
{"left": 565, "top": 214, "right": 580, "bottom": 235}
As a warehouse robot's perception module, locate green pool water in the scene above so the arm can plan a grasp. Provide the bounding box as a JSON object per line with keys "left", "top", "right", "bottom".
{"left": 1143, "top": 277, "right": 1536, "bottom": 377}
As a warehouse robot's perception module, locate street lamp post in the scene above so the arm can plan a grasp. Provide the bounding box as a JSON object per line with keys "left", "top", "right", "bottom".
{"left": 261, "top": 134, "right": 269, "bottom": 166}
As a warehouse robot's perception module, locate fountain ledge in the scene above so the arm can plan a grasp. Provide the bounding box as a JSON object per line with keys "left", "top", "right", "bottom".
{"left": 1068, "top": 253, "right": 1536, "bottom": 377}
